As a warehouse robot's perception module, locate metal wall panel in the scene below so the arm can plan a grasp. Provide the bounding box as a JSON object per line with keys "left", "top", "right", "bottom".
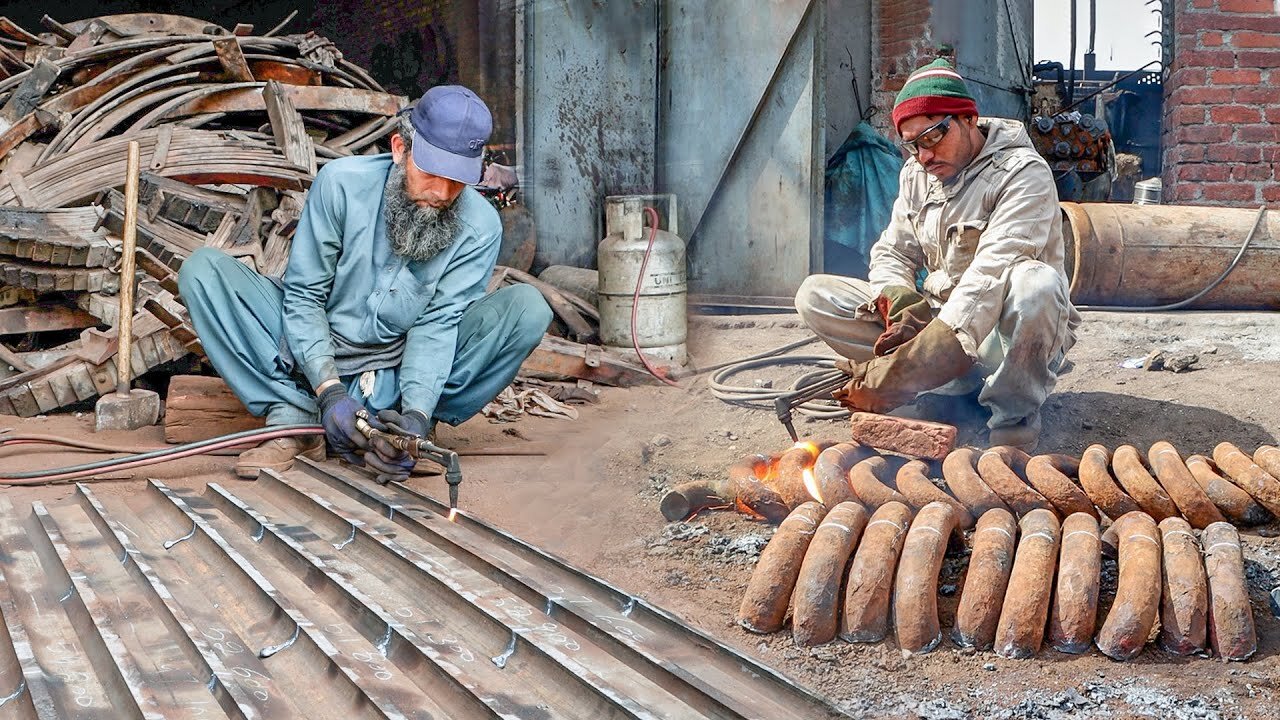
{"left": 933, "top": 0, "right": 1034, "bottom": 121}
{"left": 657, "top": 0, "right": 824, "bottom": 297}
{"left": 824, "top": 0, "right": 875, "bottom": 159}
{"left": 522, "top": 0, "right": 659, "bottom": 270}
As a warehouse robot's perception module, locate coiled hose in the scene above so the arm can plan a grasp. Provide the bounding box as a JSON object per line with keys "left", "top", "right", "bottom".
{"left": 703, "top": 335, "right": 849, "bottom": 420}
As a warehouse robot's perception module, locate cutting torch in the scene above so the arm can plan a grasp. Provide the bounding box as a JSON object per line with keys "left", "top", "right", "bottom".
{"left": 354, "top": 409, "right": 463, "bottom": 511}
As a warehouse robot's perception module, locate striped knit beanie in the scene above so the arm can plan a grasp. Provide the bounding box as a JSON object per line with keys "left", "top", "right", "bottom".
{"left": 891, "top": 58, "right": 978, "bottom": 132}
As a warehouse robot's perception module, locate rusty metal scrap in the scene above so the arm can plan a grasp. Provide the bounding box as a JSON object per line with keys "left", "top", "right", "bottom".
{"left": 0, "top": 13, "right": 408, "bottom": 415}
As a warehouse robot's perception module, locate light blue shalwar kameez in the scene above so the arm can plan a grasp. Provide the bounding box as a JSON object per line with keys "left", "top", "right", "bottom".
{"left": 178, "top": 154, "right": 551, "bottom": 427}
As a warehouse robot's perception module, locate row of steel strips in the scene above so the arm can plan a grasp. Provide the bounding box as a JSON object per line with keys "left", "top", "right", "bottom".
{"left": 289, "top": 458, "right": 849, "bottom": 720}
{"left": 207, "top": 470, "right": 691, "bottom": 719}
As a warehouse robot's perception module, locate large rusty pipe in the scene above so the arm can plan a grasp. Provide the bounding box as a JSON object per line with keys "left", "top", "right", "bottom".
{"left": 792, "top": 502, "right": 868, "bottom": 646}
{"left": 1202, "top": 522, "right": 1257, "bottom": 661}
{"left": 1079, "top": 444, "right": 1141, "bottom": 520}
{"left": 840, "top": 501, "right": 913, "bottom": 643}
{"left": 1213, "top": 442, "right": 1280, "bottom": 516}
{"left": 953, "top": 508, "right": 1017, "bottom": 650}
{"left": 1061, "top": 202, "right": 1280, "bottom": 310}
{"left": 943, "top": 448, "right": 1011, "bottom": 518}
{"left": 1148, "top": 442, "right": 1225, "bottom": 528}
{"left": 1254, "top": 445, "right": 1280, "bottom": 484}
{"left": 660, "top": 452, "right": 790, "bottom": 522}
{"left": 1185, "top": 454, "right": 1271, "bottom": 526}
{"left": 977, "top": 450, "right": 1054, "bottom": 517}
{"left": 737, "top": 501, "right": 826, "bottom": 633}
{"left": 1025, "top": 455, "right": 1097, "bottom": 519}
{"left": 893, "top": 502, "right": 958, "bottom": 655}
{"left": 993, "top": 508, "right": 1061, "bottom": 658}
{"left": 1048, "top": 512, "right": 1101, "bottom": 654}
{"left": 1158, "top": 517, "right": 1208, "bottom": 655}
{"left": 847, "top": 457, "right": 909, "bottom": 509}
{"left": 1111, "top": 445, "right": 1178, "bottom": 520}
{"left": 812, "top": 443, "right": 872, "bottom": 508}
{"left": 895, "top": 460, "right": 974, "bottom": 529}
{"left": 1096, "top": 511, "right": 1161, "bottom": 661}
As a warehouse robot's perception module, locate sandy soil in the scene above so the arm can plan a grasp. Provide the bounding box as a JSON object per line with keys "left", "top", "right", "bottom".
{"left": 4, "top": 309, "right": 1280, "bottom": 719}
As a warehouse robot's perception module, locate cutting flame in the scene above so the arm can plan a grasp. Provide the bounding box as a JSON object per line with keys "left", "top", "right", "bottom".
{"left": 447, "top": 508, "right": 459, "bottom": 523}
{"left": 794, "top": 440, "right": 820, "bottom": 459}
{"left": 802, "top": 468, "right": 824, "bottom": 505}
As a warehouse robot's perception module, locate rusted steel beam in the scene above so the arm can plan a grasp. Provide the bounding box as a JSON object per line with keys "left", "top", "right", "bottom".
{"left": 0, "top": 260, "right": 118, "bottom": 293}
{"left": 160, "top": 84, "right": 406, "bottom": 120}
{"left": 0, "top": 304, "right": 99, "bottom": 335}
{"left": 521, "top": 334, "right": 667, "bottom": 387}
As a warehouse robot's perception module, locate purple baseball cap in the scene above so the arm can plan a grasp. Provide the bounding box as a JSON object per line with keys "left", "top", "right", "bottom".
{"left": 408, "top": 85, "right": 493, "bottom": 185}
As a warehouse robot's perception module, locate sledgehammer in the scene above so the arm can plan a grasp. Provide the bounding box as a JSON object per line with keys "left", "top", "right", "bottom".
{"left": 95, "top": 140, "right": 161, "bottom": 431}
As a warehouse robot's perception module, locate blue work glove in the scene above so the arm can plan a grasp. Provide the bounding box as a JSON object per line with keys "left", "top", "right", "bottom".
{"left": 363, "top": 409, "right": 432, "bottom": 485}
{"left": 316, "top": 384, "right": 374, "bottom": 463}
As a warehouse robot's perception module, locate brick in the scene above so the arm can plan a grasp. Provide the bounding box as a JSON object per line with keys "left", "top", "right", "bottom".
{"left": 1179, "top": 50, "right": 1239, "bottom": 67}
{"left": 1268, "top": 107, "right": 1280, "bottom": 123}
{"left": 1238, "top": 124, "right": 1280, "bottom": 141}
{"left": 1167, "top": 144, "right": 1208, "bottom": 163}
{"left": 1238, "top": 50, "right": 1280, "bottom": 67}
{"left": 1169, "top": 67, "right": 1209, "bottom": 87}
{"left": 1201, "top": 182, "right": 1259, "bottom": 202}
{"left": 1172, "top": 104, "right": 1210, "bottom": 124}
{"left": 1177, "top": 124, "right": 1233, "bottom": 143}
{"left": 1169, "top": 86, "right": 1234, "bottom": 106}
{"left": 1219, "top": 0, "right": 1274, "bottom": 12}
{"left": 1192, "top": 0, "right": 1215, "bottom": 7}
{"left": 1211, "top": 105, "right": 1264, "bottom": 123}
{"left": 1234, "top": 86, "right": 1280, "bottom": 103}
{"left": 1211, "top": 68, "right": 1264, "bottom": 84}
{"left": 1178, "top": 164, "right": 1231, "bottom": 181}
{"left": 1170, "top": 183, "right": 1205, "bottom": 202}
{"left": 1201, "top": 31, "right": 1226, "bottom": 46}
{"left": 1234, "top": 30, "right": 1280, "bottom": 47}
{"left": 1264, "top": 185, "right": 1280, "bottom": 202}
{"left": 847, "top": 412, "right": 957, "bottom": 461}
{"left": 1207, "top": 144, "right": 1263, "bottom": 163}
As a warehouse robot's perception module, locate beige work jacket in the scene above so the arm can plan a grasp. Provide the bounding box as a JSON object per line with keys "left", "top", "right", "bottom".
{"left": 867, "top": 117, "right": 1075, "bottom": 353}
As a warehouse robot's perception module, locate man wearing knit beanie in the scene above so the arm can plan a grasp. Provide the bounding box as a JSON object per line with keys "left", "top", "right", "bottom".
{"left": 795, "top": 58, "right": 1079, "bottom": 451}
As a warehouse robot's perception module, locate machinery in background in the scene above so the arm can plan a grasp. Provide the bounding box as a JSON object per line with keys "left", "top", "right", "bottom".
{"left": 1028, "top": 110, "right": 1116, "bottom": 204}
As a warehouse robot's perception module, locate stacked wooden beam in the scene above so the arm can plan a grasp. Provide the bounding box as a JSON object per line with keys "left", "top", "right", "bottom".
{"left": 0, "top": 12, "right": 407, "bottom": 416}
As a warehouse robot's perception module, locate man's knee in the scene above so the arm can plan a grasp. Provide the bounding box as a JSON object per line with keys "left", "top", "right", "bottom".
{"left": 496, "top": 283, "right": 552, "bottom": 345}
{"left": 794, "top": 274, "right": 825, "bottom": 325}
{"left": 1007, "top": 260, "right": 1067, "bottom": 302}
{"left": 177, "top": 247, "right": 237, "bottom": 299}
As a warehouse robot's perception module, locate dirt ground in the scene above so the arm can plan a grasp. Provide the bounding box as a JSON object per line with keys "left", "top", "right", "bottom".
{"left": 4, "top": 309, "right": 1280, "bottom": 719}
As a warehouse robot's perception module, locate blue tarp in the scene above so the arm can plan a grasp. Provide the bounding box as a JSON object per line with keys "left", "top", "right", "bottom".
{"left": 823, "top": 122, "right": 904, "bottom": 279}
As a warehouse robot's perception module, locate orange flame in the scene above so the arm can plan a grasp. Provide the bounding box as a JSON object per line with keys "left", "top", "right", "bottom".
{"left": 802, "top": 468, "right": 824, "bottom": 505}
{"left": 793, "top": 441, "right": 820, "bottom": 458}
{"left": 447, "top": 508, "right": 459, "bottom": 523}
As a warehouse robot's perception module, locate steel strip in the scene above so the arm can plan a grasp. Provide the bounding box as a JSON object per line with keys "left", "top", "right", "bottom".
{"left": 146, "top": 481, "right": 409, "bottom": 720}
{"left": 0, "top": 501, "right": 55, "bottom": 719}
{"left": 295, "top": 458, "right": 848, "bottom": 720}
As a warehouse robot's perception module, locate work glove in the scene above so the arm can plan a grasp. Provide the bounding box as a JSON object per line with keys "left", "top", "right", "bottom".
{"left": 317, "top": 384, "right": 375, "bottom": 463}
{"left": 363, "top": 409, "right": 433, "bottom": 485}
{"left": 872, "top": 285, "right": 933, "bottom": 357}
{"left": 834, "top": 318, "right": 974, "bottom": 414}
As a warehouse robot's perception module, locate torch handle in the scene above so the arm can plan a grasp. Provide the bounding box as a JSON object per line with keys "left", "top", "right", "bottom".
{"left": 115, "top": 141, "right": 141, "bottom": 396}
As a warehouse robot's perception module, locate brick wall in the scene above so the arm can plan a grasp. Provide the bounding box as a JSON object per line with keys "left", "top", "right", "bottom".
{"left": 871, "top": 0, "right": 936, "bottom": 133}
{"left": 1163, "top": 0, "right": 1280, "bottom": 205}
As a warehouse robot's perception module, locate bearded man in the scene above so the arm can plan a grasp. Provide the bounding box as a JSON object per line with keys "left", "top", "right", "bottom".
{"left": 179, "top": 85, "right": 551, "bottom": 481}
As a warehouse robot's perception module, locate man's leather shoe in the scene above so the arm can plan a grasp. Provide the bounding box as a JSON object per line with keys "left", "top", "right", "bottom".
{"left": 235, "top": 435, "right": 325, "bottom": 479}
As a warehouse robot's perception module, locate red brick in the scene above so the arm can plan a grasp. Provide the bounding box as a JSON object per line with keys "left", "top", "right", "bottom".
{"left": 1238, "top": 124, "right": 1280, "bottom": 141}
{"left": 1219, "top": 0, "right": 1274, "bottom": 12}
{"left": 1201, "top": 31, "right": 1226, "bottom": 46}
{"left": 1234, "top": 86, "right": 1280, "bottom": 103}
{"left": 1174, "top": 85, "right": 1235, "bottom": 104}
{"left": 1268, "top": 107, "right": 1280, "bottom": 122}
{"left": 1211, "top": 68, "right": 1264, "bottom": 84}
{"left": 1201, "top": 182, "right": 1260, "bottom": 202}
{"left": 1232, "top": 165, "right": 1273, "bottom": 181}
{"left": 847, "top": 413, "right": 957, "bottom": 461}
{"left": 1181, "top": 13, "right": 1280, "bottom": 34}
{"left": 1170, "top": 183, "right": 1205, "bottom": 202}
{"left": 1177, "top": 124, "right": 1233, "bottom": 143}
{"left": 1172, "top": 104, "right": 1209, "bottom": 124}
{"left": 1264, "top": 185, "right": 1280, "bottom": 202}
{"left": 1238, "top": 50, "right": 1280, "bottom": 67}
{"left": 1178, "top": 164, "right": 1231, "bottom": 181}
{"left": 1192, "top": 0, "right": 1215, "bottom": 7}
{"left": 1234, "top": 30, "right": 1280, "bottom": 47}
{"left": 1207, "top": 144, "right": 1263, "bottom": 163}
{"left": 1179, "top": 50, "right": 1239, "bottom": 67}
{"left": 1167, "top": 144, "right": 1208, "bottom": 163}
{"left": 1210, "top": 105, "right": 1264, "bottom": 123}
{"left": 1169, "top": 67, "right": 1209, "bottom": 87}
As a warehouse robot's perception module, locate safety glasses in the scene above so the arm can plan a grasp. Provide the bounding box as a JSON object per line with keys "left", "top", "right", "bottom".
{"left": 897, "top": 115, "right": 954, "bottom": 156}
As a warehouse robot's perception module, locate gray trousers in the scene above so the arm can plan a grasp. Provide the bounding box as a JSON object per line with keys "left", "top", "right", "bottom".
{"left": 795, "top": 260, "right": 1075, "bottom": 429}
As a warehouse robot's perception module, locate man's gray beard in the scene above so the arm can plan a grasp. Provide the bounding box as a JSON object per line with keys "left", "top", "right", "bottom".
{"left": 383, "top": 162, "right": 461, "bottom": 262}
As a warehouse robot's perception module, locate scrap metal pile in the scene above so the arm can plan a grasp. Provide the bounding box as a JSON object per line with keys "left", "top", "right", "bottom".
{"left": 668, "top": 439, "right": 1280, "bottom": 660}
{"left": 0, "top": 13, "right": 405, "bottom": 417}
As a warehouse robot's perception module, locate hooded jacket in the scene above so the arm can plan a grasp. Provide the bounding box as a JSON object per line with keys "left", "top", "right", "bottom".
{"left": 867, "top": 117, "right": 1079, "bottom": 354}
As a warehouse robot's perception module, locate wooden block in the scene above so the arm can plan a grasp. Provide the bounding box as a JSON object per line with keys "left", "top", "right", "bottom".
{"left": 164, "top": 375, "right": 263, "bottom": 443}
{"left": 848, "top": 412, "right": 957, "bottom": 461}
